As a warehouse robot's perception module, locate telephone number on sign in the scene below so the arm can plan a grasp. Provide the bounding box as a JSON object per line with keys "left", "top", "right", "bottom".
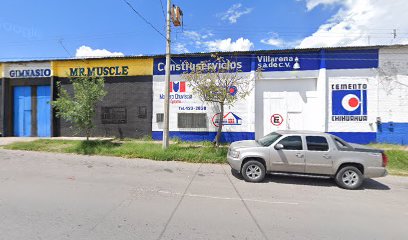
{"left": 178, "top": 106, "right": 207, "bottom": 111}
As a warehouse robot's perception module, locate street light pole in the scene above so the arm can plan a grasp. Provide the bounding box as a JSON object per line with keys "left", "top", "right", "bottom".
{"left": 162, "top": 0, "right": 171, "bottom": 149}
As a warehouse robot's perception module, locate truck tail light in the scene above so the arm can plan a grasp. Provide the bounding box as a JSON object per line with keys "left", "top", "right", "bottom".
{"left": 382, "top": 152, "right": 388, "bottom": 167}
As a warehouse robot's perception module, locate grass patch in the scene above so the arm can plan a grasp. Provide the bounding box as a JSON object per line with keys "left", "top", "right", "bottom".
{"left": 3, "top": 139, "right": 228, "bottom": 164}
{"left": 369, "top": 143, "right": 408, "bottom": 151}
{"left": 4, "top": 140, "right": 408, "bottom": 175}
{"left": 385, "top": 150, "right": 408, "bottom": 176}
{"left": 369, "top": 144, "right": 408, "bottom": 176}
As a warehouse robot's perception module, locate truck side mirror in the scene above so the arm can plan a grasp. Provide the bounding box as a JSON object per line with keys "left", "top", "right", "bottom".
{"left": 274, "top": 144, "right": 284, "bottom": 150}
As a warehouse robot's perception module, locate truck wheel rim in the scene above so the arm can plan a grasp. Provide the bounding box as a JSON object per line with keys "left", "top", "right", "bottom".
{"left": 342, "top": 170, "right": 359, "bottom": 187}
{"left": 246, "top": 165, "right": 261, "bottom": 180}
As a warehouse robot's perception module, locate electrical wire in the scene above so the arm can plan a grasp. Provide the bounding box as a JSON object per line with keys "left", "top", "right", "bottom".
{"left": 158, "top": 0, "right": 166, "bottom": 23}
{"left": 122, "top": 0, "right": 166, "bottom": 39}
{"left": 58, "top": 39, "right": 73, "bottom": 58}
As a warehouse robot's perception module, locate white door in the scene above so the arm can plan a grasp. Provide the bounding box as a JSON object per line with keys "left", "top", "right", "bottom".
{"left": 287, "top": 112, "right": 304, "bottom": 130}
{"left": 263, "top": 95, "right": 286, "bottom": 136}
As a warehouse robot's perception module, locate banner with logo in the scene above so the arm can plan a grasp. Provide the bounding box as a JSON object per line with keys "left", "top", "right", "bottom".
{"left": 328, "top": 78, "right": 377, "bottom": 133}
{"left": 256, "top": 49, "right": 378, "bottom": 72}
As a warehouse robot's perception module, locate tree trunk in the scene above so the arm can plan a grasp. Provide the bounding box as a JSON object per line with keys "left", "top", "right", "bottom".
{"left": 215, "top": 103, "right": 224, "bottom": 147}
{"left": 86, "top": 129, "right": 90, "bottom": 141}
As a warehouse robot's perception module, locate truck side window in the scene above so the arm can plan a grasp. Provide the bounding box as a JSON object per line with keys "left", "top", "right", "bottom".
{"left": 277, "top": 136, "right": 303, "bottom": 150}
{"left": 306, "top": 136, "right": 329, "bottom": 151}
{"left": 334, "top": 138, "right": 350, "bottom": 150}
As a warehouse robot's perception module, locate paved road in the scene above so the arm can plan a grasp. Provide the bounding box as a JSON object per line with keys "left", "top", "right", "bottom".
{"left": 0, "top": 149, "right": 407, "bottom": 240}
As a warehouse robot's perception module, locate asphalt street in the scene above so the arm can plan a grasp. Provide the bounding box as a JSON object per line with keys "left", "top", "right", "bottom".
{"left": 0, "top": 149, "right": 407, "bottom": 240}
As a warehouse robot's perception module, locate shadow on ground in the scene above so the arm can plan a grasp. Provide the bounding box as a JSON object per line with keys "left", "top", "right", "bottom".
{"left": 231, "top": 169, "right": 390, "bottom": 190}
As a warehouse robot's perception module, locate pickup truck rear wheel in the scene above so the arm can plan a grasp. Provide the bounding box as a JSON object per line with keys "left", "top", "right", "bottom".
{"left": 335, "top": 166, "right": 363, "bottom": 190}
{"left": 242, "top": 160, "right": 266, "bottom": 183}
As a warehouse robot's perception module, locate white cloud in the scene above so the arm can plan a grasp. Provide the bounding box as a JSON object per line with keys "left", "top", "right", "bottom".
{"left": 183, "top": 31, "right": 202, "bottom": 41}
{"left": 302, "top": 0, "right": 344, "bottom": 11}
{"left": 183, "top": 30, "right": 214, "bottom": 42}
{"left": 260, "top": 33, "right": 302, "bottom": 49}
{"left": 204, "top": 37, "right": 254, "bottom": 52}
{"left": 173, "top": 42, "right": 189, "bottom": 53}
{"left": 261, "top": 38, "right": 284, "bottom": 47}
{"left": 260, "top": 33, "right": 286, "bottom": 47}
{"left": 179, "top": 31, "right": 253, "bottom": 52}
{"left": 75, "top": 45, "right": 124, "bottom": 58}
{"left": 220, "top": 3, "right": 253, "bottom": 24}
{"left": 298, "top": 0, "right": 408, "bottom": 48}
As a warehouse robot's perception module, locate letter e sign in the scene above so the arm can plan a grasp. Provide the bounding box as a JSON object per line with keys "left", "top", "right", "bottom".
{"left": 271, "top": 114, "right": 284, "bottom": 126}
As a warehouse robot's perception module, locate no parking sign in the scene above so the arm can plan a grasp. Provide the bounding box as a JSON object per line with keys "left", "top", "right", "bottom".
{"left": 271, "top": 114, "right": 284, "bottom": 126}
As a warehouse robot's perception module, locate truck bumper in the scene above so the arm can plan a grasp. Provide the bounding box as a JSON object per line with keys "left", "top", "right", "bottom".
{"left": 365, "top": 167, "right": 388, "bottom": 178}
{"left": 227, "top": 155, "right": 242, "bottom": 173}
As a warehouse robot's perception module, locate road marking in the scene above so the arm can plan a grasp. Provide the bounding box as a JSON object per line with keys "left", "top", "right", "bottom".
{"left": 185, "top": 193, "right": 300, "bottom": 205}
{"left": 156, "top": 190, "right": 299, "bottom": 205}
{"left": 157, "top": 164, "right": 202, "bottom": 240}
{"left": 222, "top": 165, "right": 270, "bottom": 240}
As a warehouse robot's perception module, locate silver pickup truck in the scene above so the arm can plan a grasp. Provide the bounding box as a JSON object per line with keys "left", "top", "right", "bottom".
{"left": 227, "top": 130, "right": 388, "bottom": 189}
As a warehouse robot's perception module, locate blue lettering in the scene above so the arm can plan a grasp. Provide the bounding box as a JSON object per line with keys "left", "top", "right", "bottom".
{"left": 70, "top": 68, "right": 78, "bottom": 76}
{"left": 44, "top": 69, "right": 51, "bottom": 76}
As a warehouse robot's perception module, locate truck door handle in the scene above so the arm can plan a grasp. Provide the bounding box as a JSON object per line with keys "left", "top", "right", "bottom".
{"left": 296, "top": 153, "right": 304, "bottom": 158}
{"left": 323, "top": 154, "right": 331, "bottom": 159}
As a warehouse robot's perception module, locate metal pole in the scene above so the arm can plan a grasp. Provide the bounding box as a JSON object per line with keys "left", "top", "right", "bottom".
{"left": 162, "top": 0, "right": 171, "bottom": 149}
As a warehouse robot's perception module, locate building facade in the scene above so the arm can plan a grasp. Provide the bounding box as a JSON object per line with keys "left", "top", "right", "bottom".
{"left": 1, "top": 61, "right": 52, "bottom": 137}
{"left": 1, "top": 45, "right": 407, "bottom": 144}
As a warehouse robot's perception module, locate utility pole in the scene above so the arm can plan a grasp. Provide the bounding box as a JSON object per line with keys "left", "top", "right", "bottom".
{"left": 162, "top": 0, "right": 171, "bottom": 149}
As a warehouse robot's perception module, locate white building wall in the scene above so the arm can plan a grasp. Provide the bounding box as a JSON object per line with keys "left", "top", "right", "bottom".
{"left": 255, "top": 70, "right": 324, "bottom": 138}
{"left": 152, "top": 71, "right": 256, "bottom": 140}
{"left": 150, "top": 46, "right": 408, "bottom": 144}
{"left": 377, "top": 46, "right": 408, "bottom": 123}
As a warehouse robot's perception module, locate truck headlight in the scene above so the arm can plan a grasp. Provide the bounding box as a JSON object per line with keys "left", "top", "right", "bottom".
{"left": 229, "top": 150, "right": 240, "bottom": 158}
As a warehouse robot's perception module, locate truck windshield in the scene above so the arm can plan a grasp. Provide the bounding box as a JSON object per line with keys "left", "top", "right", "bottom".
{"left": 257, "top": 132, "right": 282, "bottom": 146}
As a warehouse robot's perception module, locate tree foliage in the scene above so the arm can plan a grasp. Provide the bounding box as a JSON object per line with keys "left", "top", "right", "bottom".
{"left": 181, "top": 55, "right": 259, "bottom": 146}
{"left": 52, "top": 76, "right": 107, "bottom": 140}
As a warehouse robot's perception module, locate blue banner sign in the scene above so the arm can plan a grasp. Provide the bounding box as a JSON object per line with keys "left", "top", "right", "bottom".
{"left": 153, "top": 55, "right": 252, "bottom": 75}
{"left": 153, "top": 49, "right": 379, "bottom": 75}
{"left": 256, "top": 52, "right": 321, "bottom": 72}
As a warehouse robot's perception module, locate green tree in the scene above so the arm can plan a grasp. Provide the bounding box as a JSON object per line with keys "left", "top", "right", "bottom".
{"left": 52, "top": 76, "right": 107, "bottom": 141}
{"left": 181, "top": 55, "right": 259, "bottom": 146}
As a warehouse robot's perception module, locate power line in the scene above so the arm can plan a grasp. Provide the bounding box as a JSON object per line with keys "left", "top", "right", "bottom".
{"left": 158, "top": 0, "right": 166, "bottom": 23}
{"left": 3, "top": 55, "right": 408, "bottom": 62}
{"left": 58, "top": 39, "right": 72, "bottom": 58}
{"left": 122, "top": 0, "right": 166, "bottom": 39}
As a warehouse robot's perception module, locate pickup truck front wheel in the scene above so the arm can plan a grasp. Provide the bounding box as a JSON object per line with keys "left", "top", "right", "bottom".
{"left": 335, "top": 166, "right": 363, "bottom": 190}
{"left": 242, "top": 160, "right": 266, "bottom": 183}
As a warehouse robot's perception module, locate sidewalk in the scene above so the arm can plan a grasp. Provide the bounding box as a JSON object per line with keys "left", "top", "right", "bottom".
{"left": 0, "top": 137, "right": 114, "bottom": 146}
{"left": 0, "top": 137, "right": 38, "bottom": 146}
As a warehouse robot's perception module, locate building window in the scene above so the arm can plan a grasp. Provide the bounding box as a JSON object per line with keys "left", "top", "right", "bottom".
{"left": 178, "top": 113, "right": 207, "bottom": 128}
{"left": 156, "top": 113, "right": 164, "bottom": 123}
{"left": 138, "top": 106, "right": 147, "bottom": 119}
{"left": 101, "top": 107, "right": 127, "bottom": 124}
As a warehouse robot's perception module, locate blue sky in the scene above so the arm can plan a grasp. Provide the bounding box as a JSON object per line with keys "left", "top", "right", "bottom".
{"left": 0, "top": 0, "right": 406, "bottom": 60}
